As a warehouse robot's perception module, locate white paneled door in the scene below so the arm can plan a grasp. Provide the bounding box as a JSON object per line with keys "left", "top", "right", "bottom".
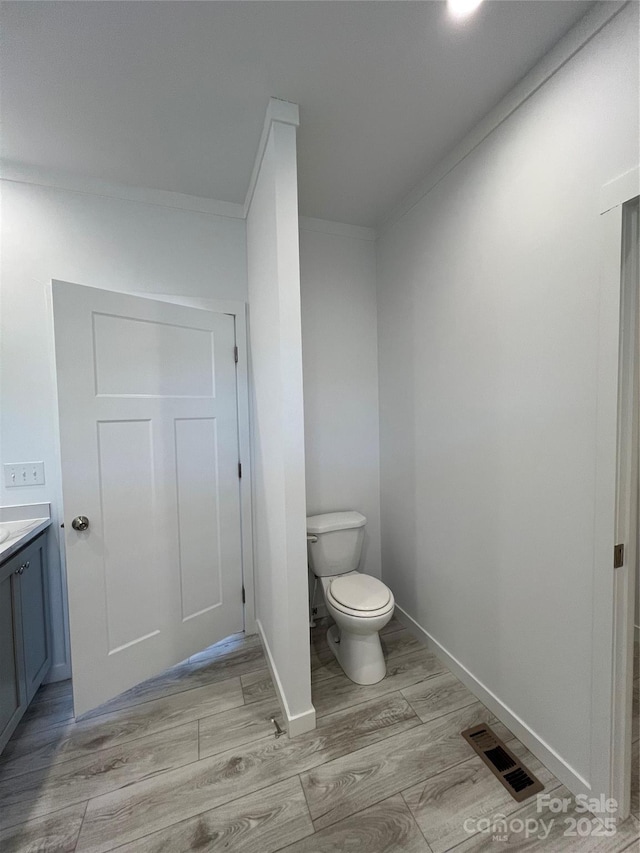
{"left": 52, "top": 282, "right": 244, "bottom": 716}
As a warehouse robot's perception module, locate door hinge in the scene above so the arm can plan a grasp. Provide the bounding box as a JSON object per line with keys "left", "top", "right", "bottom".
{"left": 613, "top": 543, "right": 624, "bottom": 569}
{"left": 234, "top": 345, "right": 238, "bottom": 363}
{"left": 238, "top": 462, "right": 242, "bottom": 479}
{"left": 242, "top": 586, "right": 246, "bottom": 604}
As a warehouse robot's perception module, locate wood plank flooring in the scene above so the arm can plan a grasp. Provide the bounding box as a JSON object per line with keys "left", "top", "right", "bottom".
{"left": 0, "top": 617, "right": 638, "bottom": 852}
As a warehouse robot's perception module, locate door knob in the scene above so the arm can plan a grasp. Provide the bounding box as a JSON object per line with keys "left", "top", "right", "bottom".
{"left": 71, "top": 516, "right": 90, "bottom": 531}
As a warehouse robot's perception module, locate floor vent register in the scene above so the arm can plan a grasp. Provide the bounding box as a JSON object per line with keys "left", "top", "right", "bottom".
{"left": 461, "top": 723, "right": 544, "bottom": 802}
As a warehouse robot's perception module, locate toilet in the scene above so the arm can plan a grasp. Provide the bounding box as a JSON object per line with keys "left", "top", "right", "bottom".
{"left": 307, "top": 511, "right": 394, "bottom": 685}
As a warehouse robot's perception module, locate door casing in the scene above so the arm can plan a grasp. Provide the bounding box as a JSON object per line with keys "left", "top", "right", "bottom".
{"left": 592, "top": 166, "right": 639, "bottom": 818}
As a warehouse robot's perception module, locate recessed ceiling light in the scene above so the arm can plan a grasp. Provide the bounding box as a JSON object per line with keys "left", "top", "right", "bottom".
{"left": 448, "top": 0, "right": 484, "bottom": 19}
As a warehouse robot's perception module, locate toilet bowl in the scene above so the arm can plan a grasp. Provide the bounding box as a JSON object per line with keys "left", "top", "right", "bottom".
{"left": 307, "top": 511, "right": 395, "bottom": 685}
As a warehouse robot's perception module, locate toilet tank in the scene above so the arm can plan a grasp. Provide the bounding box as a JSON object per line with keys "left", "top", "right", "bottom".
{"left": 306, "top": 511, "right": 366, "bottom": 577}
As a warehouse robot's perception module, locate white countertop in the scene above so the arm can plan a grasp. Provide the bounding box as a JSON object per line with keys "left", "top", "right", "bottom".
{"left": 0, "top": 503, "right": 52, "bottom": 562}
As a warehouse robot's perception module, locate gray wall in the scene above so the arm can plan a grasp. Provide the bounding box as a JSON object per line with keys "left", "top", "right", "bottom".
{"left": 376, "top": 5, "right": 638, "bottom": 790}
{"left": 299, "top": 222, "right": 381, "bottom": 580}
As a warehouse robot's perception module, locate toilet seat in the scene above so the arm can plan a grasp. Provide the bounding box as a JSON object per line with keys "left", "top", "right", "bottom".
{"left": 326, "top": 574, "right": 393, "bottom": 618}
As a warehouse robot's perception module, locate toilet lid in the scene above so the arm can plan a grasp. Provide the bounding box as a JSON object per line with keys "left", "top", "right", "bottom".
{"left": 329, "top": 574, "right": 391, "bottom": 612}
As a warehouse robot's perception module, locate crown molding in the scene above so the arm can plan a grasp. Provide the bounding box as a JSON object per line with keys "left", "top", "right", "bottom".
{"left": 299, "top": 216, "right": 376, "bottom": 242}
{"left": 378, "top": 0, "right": 628, "bottom": 235}
{"left": 600, "top": 165, "right": 640, "bottom": 214}
{"left": 0, "top": 160, "right": 245, "bottom": 219}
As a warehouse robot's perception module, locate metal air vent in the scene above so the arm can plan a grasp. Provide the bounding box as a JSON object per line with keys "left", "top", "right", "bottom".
{"left": 461, "top": 723, "right": 544, "bottom": 802}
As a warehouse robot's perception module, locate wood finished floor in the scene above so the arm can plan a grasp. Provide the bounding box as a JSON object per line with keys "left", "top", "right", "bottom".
{"left": 0, "top": 620, "right": 638, "bottom": 853}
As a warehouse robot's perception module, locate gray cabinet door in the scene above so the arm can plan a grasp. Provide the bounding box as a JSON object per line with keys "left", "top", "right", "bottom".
{"left": 0, "top": 557, "right": 26, "bottom": 753}
{"left": 18, "top": 536, "right": 50, "bottom": 704}
{"left": 0, "top": 531, "right": 51, "bottom": 753}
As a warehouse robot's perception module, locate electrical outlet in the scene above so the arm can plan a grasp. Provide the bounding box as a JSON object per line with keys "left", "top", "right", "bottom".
{"left": 3, "top": 462, "right": 45, "bottom": 487}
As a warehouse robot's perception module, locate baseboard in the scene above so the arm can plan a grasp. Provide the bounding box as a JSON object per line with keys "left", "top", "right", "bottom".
{"left": 394, "top": 604, "right": 591, "bottom": 799}
{"left": 255, "top": 618, "right": 316, "bottom": 738}
{"left": 44, "top": 661, "right": 71, "bottom": 684}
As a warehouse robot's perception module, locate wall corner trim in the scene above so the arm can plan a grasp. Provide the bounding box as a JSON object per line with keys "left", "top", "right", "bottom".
{"left": 266, "top": 97, "right": 300, "bottom": 129}
{"left": 393, "top": 603, "right": 592, "bottom": 800}
{"left": 255, "top": 618, "right": 316, "bottom": 737}
{"left": 243, "top": 97, "right": 300, "bottom": 218}
{"left": 378, "top": 0, "right": 628, "bottom": 235}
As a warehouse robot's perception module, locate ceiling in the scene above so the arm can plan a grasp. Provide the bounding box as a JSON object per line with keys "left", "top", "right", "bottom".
{"left": 1, "top": 1, "right": 594, "bottom": 227}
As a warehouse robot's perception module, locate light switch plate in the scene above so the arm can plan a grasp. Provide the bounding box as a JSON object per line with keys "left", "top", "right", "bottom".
{"left": 3, "top": 462, "right": 45, "bottom": 487}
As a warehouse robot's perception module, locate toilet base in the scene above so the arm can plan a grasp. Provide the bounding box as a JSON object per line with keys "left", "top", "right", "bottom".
{"left": 326, "top": 623, "right": 387, "bottom": 685}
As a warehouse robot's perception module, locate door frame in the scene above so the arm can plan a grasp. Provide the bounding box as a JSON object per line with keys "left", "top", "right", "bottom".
{"left": 592, "top": 166, "right": 639, "bottom": 818}
{"left": 129, "top": 293, "right": 256, "bottom": 635}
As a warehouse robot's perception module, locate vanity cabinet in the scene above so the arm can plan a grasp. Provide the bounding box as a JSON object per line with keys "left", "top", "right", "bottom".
{"left": 0, "top": 532, "right": 51, "bottom": 752}
{"left": 0, "top": 560, "right": 23, "bottom": 751}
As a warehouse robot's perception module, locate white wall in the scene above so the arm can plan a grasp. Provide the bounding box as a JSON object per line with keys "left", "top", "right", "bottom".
{"left": 299, "top": 221, "right": 381, "bottom": 586}
{"left": 0, "top": 179, "right": 247, "bottom": 681}
{"left": 246, "top": 107, "right": 314, "bottom": 735}
{"left": 376, "top": 4, "right": 638, "bottom": 793}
